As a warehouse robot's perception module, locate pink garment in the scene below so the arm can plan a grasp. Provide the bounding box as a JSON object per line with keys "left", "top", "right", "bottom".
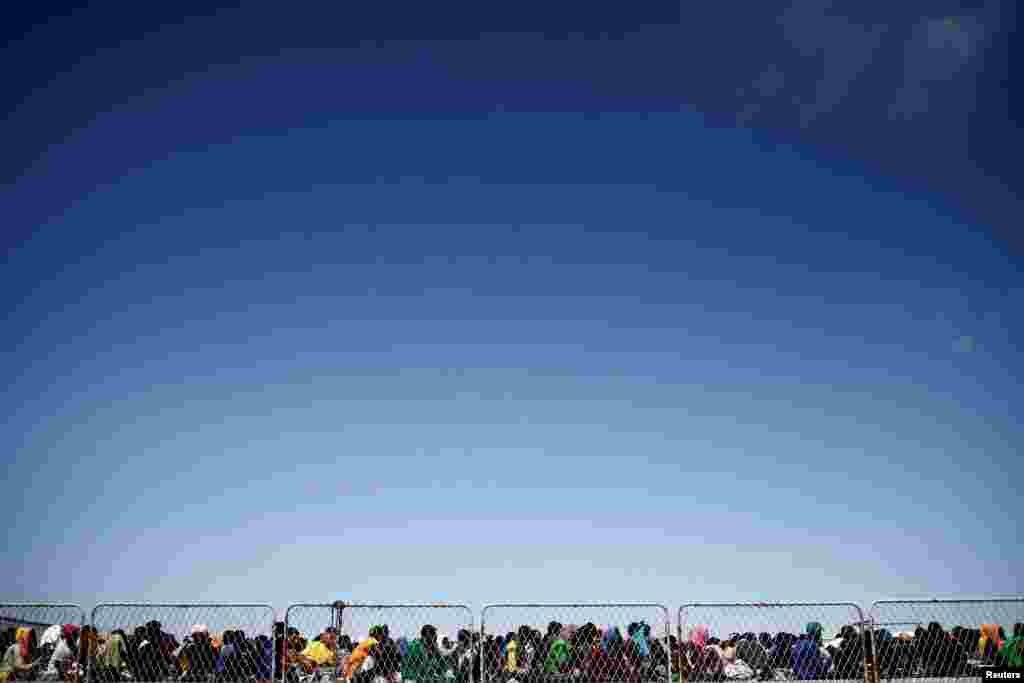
{"left": 689, "top": 626, "right": 709, "bottom": 649}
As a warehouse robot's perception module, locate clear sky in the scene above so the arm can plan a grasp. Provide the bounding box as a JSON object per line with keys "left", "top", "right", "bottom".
{"left": 2, "top": 1, "right": 1021, "bottom": 624}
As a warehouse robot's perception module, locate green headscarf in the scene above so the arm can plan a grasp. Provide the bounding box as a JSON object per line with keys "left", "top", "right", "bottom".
{"left": 545, "top": 640, "right": 569, "bottom": 674}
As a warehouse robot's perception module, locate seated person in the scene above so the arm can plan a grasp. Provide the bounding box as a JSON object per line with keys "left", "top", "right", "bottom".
{"left": 41, "top": 626, "right": 79, "bottom": 682}
{"left": 294, "top": 628, "right": 338, "bottom": 673}
{"left": 791, "top": 625, "right": 830, "bottom": 681}
{"left": 180, "top": 625, "right": 218, "bottom": 682}
{"left": 1, "top": 628, "right": 41, "bottom": 682}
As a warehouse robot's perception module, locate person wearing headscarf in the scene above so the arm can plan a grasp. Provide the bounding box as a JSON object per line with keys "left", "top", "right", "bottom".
{"left": 998, "top": 624, "right": 1024, "bottom": 668}
{"left": 1, "top": 628, "right": 38, "bottom": 682}
{"left": 791, "top": 624, "right": 830, "bottom": 681}
{"left": 603, "top": 627, "right": 623, "bottom": 653}
{"left": 40, "top": 625, "right": 79, "bottom": 682}
{"left": 180, "top": 625, "right": 218, "bottom": 682}
{"left": 344, "top": 638, "right": 379, "bottom": 681}
{"left": 830, "top": 627, "right": 863, "bottom": 680}
{"left": 215, "top": 629, "right": 243, "bottom": 682}
{"left": 95, "top": 631, "right": 126, "bottom": 683}
{"left": 979, "top": 624, "right": 1005, "bottom": 662}
{"left": 545, "top": 639, "right": 570, "bottom": 675}
{"left": 402, "top": 625, "right": 446, "bottom": 683}
{"left": 627, "top": 623, "right": 650, "bottom": 659}
{"left": 368, "top": 626, "right": 401, "bottom": 683}
{"left": 689, "top": 626, "right": 708, "bottom": 651}
{"left": 686, "top": 625, "right": 721, "bottom": 680}
{"left": 736, "top": 635, "right": 769, "bottom": 676}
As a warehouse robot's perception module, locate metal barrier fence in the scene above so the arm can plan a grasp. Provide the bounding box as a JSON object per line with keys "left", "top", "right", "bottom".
{"left": 282, "top": 602, "right": 475, "bottom": 683}
{"left": 480, "top": 603, "right": 672, "bottom": 683}
{"left": 90, "top": 603, "right": 275, "bottom": 683}
{"left": 0, "top": 603, "right": 87, "bottom": 682}
{"left": 678, "top": 602, "right": 868, "bottom": 682}
{"left": 869, "top": 598, "right": 1024, "bottom": 682}
{"left": 281, "top": 603, "right": 344, "bottom": 683}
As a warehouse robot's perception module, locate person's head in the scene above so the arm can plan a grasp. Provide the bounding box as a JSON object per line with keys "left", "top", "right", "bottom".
{"left": 369, "top": 625, "right": 386, "bottom": 642}
{"left": 422, "top": 625, "right": 438, "bottom": 646}
{"left": 339, "top": 635, "right": 353, "bottom": 652}
{"left": 548, "top": 622, "right": 561, "bottom": 637}
{"left": 458, "top": 630, "right": 471, "bottom": 646}
{"left": 63, "top": 624, "right": 81, "bottom": 646}
{"left": 806, "top": 622, "right": 823, "bottom": 644}
{"left": 191, "top": 625, "right": 209, "bottom": 643}
{"left": 322, "top": 627, "right": 338, "bottom": 649}
{"left": 1014, "top": 623, "right": 1024, "bottom": 639}
{"left": 80, "top": 626, "right": 98, "bottom": 654}
{"left": 998, "top": 626, "right": 1007, "bottom": 640}
{"left": 16, "top": 628, "right": 36, "bottom": 659}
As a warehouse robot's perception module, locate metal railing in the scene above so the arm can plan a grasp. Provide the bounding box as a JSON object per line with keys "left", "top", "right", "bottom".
{"left": 5, "top": 596, "right": 1022, "bottom": 683}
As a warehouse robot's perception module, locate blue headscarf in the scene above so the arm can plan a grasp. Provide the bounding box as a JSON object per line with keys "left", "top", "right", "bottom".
{"left": 604, "top": 627, "right": 622, "bottom": 652}
{"left": 397, "top": 637, "right": 409, "bottom": 658}
{"left": 631, "top": 623, "right": 650, "bottom": 658}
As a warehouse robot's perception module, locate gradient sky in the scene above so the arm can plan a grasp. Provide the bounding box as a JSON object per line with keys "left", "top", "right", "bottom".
{"left": 2, "top": 1, "right": 1022, "bottom": 622}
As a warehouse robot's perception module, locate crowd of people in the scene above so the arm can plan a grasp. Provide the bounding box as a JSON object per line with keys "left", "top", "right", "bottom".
{"left": 2, "top": 620, "right": 1021, "bottom": 683}
{"left": 871, "top": 623, "right": 1024, "bottom": 679}
{"left": 277, "top": 620, "right": 1024, "bottom": 683}
{"left": 0, "top": 623, "right": 273, "bottom": 683}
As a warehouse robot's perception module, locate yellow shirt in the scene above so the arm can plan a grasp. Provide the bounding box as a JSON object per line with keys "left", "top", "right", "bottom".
{"left": 302, "top": 641, "right": 337, "bottom": 667}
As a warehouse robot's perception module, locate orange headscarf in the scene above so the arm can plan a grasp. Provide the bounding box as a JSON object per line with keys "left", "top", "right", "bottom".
{"left": 343, "top": 638, "right": 378, "bottom": 680}
{"left": 979, "top": 624, "right": 1004, "bottom": 657}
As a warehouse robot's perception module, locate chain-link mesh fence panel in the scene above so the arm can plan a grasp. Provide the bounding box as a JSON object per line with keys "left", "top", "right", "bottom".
{"left": 870, "top": 599, "right": 1024, "bottom": 681}
{"left": 283, "top": 603, "right": 475, "bottom": 683}
{"left": 678, "top": 603, "right": 868, "bottom": 683}
{"left": 282, "top": 604, "right": 343, "bottom": 683}
{"left": 480, "top": 603, "right": 671, "bottom": 683}
{"left": 0, "top": 603, "right": 86, "bottom": 682}
{"left": 90, "top": 603, "right": 275, "bottom": 683}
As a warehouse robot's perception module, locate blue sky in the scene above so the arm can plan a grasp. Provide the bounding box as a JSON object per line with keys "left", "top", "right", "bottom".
{"left": 2, "top": 1, "right": 1021, "bottom": 620}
